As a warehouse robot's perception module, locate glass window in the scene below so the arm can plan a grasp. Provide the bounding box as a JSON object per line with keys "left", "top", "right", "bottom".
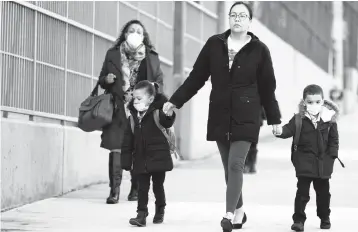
{"left": 67, "top": 26, "right": 92, "bottom": 75}
{"left": 186, "top": 3, "right": 202, "bottom": 39}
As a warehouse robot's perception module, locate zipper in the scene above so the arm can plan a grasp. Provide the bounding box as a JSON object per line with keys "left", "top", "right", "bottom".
{"left": 138, "top": 119, "right": 148, "bottom": 173}
{"left": 219, "top": 34, "right": 252, "bottom": 142}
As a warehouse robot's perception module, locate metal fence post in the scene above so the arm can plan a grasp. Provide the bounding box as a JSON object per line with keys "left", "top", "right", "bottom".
{"left": 173, "top": 1, "right": 185, "bottom": 158}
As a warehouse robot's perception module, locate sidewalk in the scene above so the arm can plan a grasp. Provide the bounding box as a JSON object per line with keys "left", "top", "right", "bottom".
{"left": 2, "top": 111, "right": 358, "bottom": 232}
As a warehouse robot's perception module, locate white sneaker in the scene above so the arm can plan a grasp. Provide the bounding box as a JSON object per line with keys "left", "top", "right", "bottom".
{"left": 224, "top": 212, "right": 234, "bottom": 221}
{"left": 233, "top": 208, "right": 247, "bottom": 229}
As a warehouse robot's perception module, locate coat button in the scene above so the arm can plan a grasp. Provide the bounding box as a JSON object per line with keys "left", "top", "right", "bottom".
{"left": 238, "top": 65, "right": 241, "bottom": 68}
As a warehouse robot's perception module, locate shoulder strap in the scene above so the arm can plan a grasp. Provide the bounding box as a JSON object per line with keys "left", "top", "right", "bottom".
{"left": 153, "top": 110, "right": 171, "bottom": 142}
{"left": 129, "top": 115, "right": 135, "bottom": 134}
{"left": 294, "top": 114, "right": 302, "bottom": 151}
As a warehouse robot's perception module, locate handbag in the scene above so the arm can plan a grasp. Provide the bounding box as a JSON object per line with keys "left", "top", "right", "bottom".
{"left": 78, "top": 82, "right": 113, "bottom": 132}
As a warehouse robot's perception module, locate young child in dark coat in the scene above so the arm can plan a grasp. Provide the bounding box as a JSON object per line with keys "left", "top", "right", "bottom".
{"left": 274, "top": 84, "right": 340, "bottom": 232}
{"left": 121, "top": 80, "right": 176, "bottom": 227}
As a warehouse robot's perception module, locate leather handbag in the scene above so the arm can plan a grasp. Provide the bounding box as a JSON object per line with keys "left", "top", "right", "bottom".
{"left": 78, "top": 82, "right": 113, "bottom": 132}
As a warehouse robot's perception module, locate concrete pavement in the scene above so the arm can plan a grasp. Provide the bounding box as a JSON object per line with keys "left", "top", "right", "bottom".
{"left": 2, "top": 111, "right": 358, "bottom": 232}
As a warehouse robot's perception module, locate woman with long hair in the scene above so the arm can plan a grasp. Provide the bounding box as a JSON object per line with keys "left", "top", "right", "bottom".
{"left": 98, "top": 19, "right": 164, "bottom": 204}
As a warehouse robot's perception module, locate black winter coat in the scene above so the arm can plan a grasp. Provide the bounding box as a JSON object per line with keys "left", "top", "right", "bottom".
{"left": 277, "top": 100, "right": 340, "bottom": 179}
{"left": 98, "top": 46, "right": 164, "bottom": 150}
{"left": 121, "top": 94, "right": 176, "bottom": 174}
{"left": 169, "top": 30, "right": 281, "bottom": 143}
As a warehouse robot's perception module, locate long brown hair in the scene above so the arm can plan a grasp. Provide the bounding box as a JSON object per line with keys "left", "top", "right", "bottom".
{"left": 114, "top": 20, "right": 154, "bottom": 50}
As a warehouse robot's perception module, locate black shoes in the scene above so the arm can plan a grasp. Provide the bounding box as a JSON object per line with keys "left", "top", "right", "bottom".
{"left": 320, "top": 218, "right": 331, "bottom": 229}
{"left": 129, "top": 211, "right": 149, "bottom": 227}
{"left": 233, "top": 213, "right": 247, "bottom": 229}
{"left": 127, "top": 187, "right": 138, "bottom": 201}
{"left": 291, "top": 221, "right": 304, "bottom": 231}
{"left": 106, "top": 187, "right": 120, "bottom": 204}
{"left": 153, "top": 206, "right": 165, "bottom": 224}
{"left": 221, "top": 217, "right": 233, "bottom": 232}
{"left": 291, "top": 219, "right": 330, "bottom": 231}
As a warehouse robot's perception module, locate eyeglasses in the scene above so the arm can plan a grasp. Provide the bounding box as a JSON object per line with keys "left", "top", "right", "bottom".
{"left": 229, "top": 13, "right": 249, "bottom": 21}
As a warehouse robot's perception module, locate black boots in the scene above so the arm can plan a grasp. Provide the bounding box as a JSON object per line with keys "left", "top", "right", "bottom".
{"left": 106, "top": 186, "right": 120, "bottom": 204}
{"left": 128, "top": 171, "right": 138, "bottom": 201}
{"left": 291, "top": 221, "right": 304, "bottom": 231}
{"left": 320, "top": 218, "right": 331, "bottom": 229}
{"left": 244, "top": 146, "right": 258, "bottom": 174}
{"left": 127, "top": 187, "right": 138, "bottom": 201}
{"left": 153, "top": 206, "right": 165, "bottom": 224}
{"left": 106, "top": 151, "right": 123, "bottom": 204}
{"left": 129, "top": 211, "right": 148, "bottom": 227}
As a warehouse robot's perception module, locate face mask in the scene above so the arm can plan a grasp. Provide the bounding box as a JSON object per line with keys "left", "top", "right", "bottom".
{"left": 306, "top": 103, "right": 323, "bottom": 116}
{"left": 134, "top": 102, "right": 149, "bottom": 112}
{"left": 126, "top": 33, "right": 144, "bottom": 50}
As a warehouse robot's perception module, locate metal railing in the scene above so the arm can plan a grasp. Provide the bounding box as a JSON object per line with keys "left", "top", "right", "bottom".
{"left": 1, "top": 1, "right": 218, "bottom": 122}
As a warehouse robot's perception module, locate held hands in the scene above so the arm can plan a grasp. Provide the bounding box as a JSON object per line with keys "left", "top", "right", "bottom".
{"left": 105, "top": 73, "right": 116, "bottom": 84}
{"left": 163, "top": 102, "right": 176, "bottom": 116}
{"left": 272, "top": 124, "right": 283, "bottom": 136}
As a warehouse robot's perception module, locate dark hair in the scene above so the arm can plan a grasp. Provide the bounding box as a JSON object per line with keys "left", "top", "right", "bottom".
{"left": 303, "top": 84, "right": 324, "bottom": 99}
{"left": 114, "top": 19, "right": 154, "bottom": 49}
{"left": 229, "top": 1, "right": 253, "bottom": 19}
{"left": 134, "top": 80, "right": 159, "bottom": 97}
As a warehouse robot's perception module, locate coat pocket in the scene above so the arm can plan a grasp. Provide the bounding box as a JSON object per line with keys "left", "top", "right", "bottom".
{"left": 232, "top": 96, "right": 260, "bottom": 124}
{"left": 293, "top": 152, "right": 316, "bottom": 176}
{"left": 322, "top": 155, "right": 335, "bottom": 177}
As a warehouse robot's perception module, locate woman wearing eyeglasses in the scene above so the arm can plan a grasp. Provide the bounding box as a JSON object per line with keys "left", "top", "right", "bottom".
{"left": 163, "top": 2, "right": 281, "bottom": 231}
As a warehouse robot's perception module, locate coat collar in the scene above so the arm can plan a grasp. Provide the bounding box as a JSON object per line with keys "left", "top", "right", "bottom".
{"left": 216, "top": 30, "right": 260, "bottom": 44}
{"left": 298, "top": 99, "right": 340, "bottom": 123}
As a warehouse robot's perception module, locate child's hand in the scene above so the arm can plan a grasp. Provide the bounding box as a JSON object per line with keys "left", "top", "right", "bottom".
{"left": 166, "top": 109, "right": 174, "bottom": 117}
{"left": 273, "top": 126, "right": 283, "bottom": 136}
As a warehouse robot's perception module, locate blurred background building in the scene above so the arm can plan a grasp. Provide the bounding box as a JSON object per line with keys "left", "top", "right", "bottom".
{"left": 1, "top": 1, "right": 358, "bottom": 210}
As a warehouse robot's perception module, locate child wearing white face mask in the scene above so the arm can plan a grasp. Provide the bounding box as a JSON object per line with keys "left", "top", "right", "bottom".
{"left": 274, "top": 84, "right": 341, "bottom": 232}
{"left": 121, "top": 80, "right": 176, "bottom": 227}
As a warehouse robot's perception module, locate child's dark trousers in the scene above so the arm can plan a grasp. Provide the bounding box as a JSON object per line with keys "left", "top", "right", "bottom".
{"left": 293, "top": 176, "right": 331, "bottom": 223}
{"left": 137, "top": 172, "right": 166, "bottom": 213}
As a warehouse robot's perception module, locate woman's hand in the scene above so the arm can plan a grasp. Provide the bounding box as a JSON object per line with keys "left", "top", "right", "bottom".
{"left": 105, "top": 73, "right": 116, "bottom": 84}
{"left": 163, "top": 102, "right": 176, "bottom": 116}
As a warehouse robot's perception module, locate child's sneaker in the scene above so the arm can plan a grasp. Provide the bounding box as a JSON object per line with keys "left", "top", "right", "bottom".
{"left": 320, "top": 218, "right": 331, "bottom": 229}
{"left": 221, "top": 212, "right": 234, "bottom": 232}
{"left": 129, "top": 211, "right": 148, "bottom": 227}
{"left": 291, "top": 221, "right": 304, "bottom": 231}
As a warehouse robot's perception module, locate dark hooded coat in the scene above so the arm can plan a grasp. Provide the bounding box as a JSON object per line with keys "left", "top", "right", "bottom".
{"left": 277, "top": 100, "right": 340, "bottom": 179}
{"left": 121, "top": 94, "right": 176, "bottom": 174}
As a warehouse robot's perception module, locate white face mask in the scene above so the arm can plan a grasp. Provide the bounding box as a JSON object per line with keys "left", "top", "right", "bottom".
{"left": 306, "top": 103, "right": 323, "bottom": 116}
{"left": 134, "top": 102, "right": 149, "bottom": 112}
{"left": 126, "top": 33, "right": 144, "bottom": 50}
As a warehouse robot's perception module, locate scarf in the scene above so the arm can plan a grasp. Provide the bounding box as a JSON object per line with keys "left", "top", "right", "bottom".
{"left": 120, "top": 41, "right": 146, "bottom": 95}
{"left": 305, "top": 112, "right": 321, "bottom": 129}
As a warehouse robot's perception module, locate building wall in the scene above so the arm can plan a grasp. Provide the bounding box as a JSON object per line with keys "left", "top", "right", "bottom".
{"left": 0, "top": 1, "right": 219, "bottom": 210}
{"left": 250, "top": 1, "right": 333, "bottom": 73}
{"left": 343, "top": 2, "right": 358, "bottom": 70}
{"left": 0, "top": 1, "right": 177, "bottom": 117}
